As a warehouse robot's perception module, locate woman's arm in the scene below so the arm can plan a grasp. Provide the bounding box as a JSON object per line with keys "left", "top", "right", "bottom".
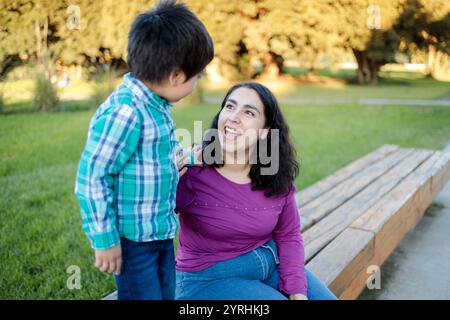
{"left": 272, "top": 185, "right": 308, "bottom": 297}
{"left": 175, "top": 167, "right": 197, "bottom": 214}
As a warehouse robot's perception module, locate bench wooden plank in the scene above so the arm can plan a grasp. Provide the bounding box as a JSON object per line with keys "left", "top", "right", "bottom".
{"left": 295, "top": 144, "right": 399, "bottom": 208}
{"left": 303, "top": 149, "right": 433, "bottom": 262}
{"left": 338, "top": 151, "right": 450, "bottom": 299}
{"left": 307, "top": 150, "right": 450, "bottom": 300}
{"left": 305, "top": 227, "right": 374, "bottom": 296}
{"left": 351, "top": 151, "right": 446, "bottom": 234}
{"left": 300, "top": 147, "right": 413, "bottom": 231}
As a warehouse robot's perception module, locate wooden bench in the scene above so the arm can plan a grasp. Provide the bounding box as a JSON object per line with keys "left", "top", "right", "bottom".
{"left": 103, "top": 144, "right": 450, "bottom": 300}
{"left": 300, "top": 144, "right": 450, "bottom": 299}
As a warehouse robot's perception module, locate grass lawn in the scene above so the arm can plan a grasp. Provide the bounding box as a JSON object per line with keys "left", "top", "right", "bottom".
{"left": 1, "top": 75, "right": 450, "bottom": 299}
{"left": 205, "top": 70, "right": 450, "bottom": 100}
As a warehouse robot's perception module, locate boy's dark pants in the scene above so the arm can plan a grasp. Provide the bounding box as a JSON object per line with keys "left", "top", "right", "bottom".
{"left": 114, "top": 237, "right": 175, "bottom": 300}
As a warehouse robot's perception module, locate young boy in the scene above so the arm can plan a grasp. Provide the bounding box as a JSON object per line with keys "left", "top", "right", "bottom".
{"left": 74, "top": 0, "right": 213, "bottom": 300}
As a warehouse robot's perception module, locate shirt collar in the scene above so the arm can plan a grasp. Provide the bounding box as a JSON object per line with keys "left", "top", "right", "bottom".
{"left": 122, "top": 72, "right": 173, "bottom": 109}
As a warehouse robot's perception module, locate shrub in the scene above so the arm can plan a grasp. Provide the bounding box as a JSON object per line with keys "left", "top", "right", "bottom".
{"left": 33, "top": 70, "right": 59, "bottom": 112}
{"left": 90, "top": 67, "right": 119, "bottom": 108}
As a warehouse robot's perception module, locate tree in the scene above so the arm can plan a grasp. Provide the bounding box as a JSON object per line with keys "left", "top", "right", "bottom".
{"left": 246, "top": 0, "right": 341, "bottom": 78}
{"left": 187, "top": 0, "right": 251, "bottom": 81}
{"left": 331, "top": 0, "right": 406, "bottom": 85}
{"left": 395, "top": 0, "right": 450, "bottom": 78}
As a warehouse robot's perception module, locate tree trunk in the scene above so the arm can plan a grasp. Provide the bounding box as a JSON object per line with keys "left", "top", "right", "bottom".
{"left": 260, "top": 51, "right": 284, "bottom": 78}
{"left": 425, "top": 44, "right": 436, "bottom": 77}
{"left": 35, "top": 19, "right": 42, "bottom": 65}
{"left": 353, "top": 49, "right": 368, "bottom": 84}
{"left": 35, "top": 16, "right": 54, "bottom": 81}
{"left": 352, "top": 48, "right": 381, "bottom": 85}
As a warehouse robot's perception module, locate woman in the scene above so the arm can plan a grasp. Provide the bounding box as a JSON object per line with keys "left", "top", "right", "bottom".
{"left": 175, "top": 82, "right": 336, "bottom": 300}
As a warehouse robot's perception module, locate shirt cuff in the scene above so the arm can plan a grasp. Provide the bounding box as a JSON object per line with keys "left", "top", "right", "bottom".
{"left": 279, "top": 276, "right": 308, "bottom": 296}
{"left": 90, "top": 229, "right": 121, "bottom": 250}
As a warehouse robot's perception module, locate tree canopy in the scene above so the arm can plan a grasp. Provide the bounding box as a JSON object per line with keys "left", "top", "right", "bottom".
{"left": 0, "top": 0, "right": 448, "bottom": 83}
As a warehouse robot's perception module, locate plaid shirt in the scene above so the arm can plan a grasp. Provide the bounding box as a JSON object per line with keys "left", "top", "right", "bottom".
{"left": 75, "top": 73, "right": 181, "bottom": 250}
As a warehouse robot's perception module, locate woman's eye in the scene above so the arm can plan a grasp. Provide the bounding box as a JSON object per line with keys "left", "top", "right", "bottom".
{"left": 245, "top": 110, "right": 255, "bottom": 117}
{"left": 225, "top": 104, "right": 234, "bottom": 110}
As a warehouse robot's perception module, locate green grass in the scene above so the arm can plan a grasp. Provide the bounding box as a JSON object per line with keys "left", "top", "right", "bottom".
{"left": 205, "top": 69, "right": 450, "bottom": 100}
{"left": 1, "top": 75, "right": 450, "bottom": 299}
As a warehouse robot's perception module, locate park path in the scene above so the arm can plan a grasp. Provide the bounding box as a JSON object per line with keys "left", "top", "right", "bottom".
{"left": 204, "top": 96, "right": 450, "bottom": 106}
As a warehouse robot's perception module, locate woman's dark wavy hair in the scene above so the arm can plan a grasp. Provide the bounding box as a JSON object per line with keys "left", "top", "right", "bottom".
{"left": 202, "top": 82, "right": 300, "bottom": 198}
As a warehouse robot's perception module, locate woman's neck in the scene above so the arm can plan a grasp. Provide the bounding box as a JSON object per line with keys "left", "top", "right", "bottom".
{"left": 217, "top": 162, "right": 251, "bottom": 184}
{"left": 217, "top": 147, "right": 256, "bottom": 182}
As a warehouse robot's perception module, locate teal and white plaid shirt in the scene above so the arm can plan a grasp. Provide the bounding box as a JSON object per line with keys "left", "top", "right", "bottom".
{"left": 75, "top": 73, "right": 182, "bottom": 250}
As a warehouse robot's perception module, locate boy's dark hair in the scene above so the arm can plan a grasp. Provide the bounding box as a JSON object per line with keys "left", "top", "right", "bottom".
{"left": 127, "top": 0, "right": 214, "bottom": 83}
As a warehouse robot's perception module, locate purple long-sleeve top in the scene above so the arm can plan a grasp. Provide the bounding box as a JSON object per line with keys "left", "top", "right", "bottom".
{"left": 175, "top": 166, "right": 307, "bottom": 295}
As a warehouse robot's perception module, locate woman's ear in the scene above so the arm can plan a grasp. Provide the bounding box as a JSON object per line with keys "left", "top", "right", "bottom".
{"left": 168, "top": 70, "right": 186, "bottom": 87}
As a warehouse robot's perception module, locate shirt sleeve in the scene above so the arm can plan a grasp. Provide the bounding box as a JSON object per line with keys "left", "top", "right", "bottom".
{"left": 75, "top": 104, "right": 141, "bottom": 250}
{"left": 272, "top": 184, "right": 308, "bottom": 295}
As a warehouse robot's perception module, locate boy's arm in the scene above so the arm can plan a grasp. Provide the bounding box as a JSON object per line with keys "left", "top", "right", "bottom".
{"left": 75, "top": 104, "right": 141, "bottom": 250}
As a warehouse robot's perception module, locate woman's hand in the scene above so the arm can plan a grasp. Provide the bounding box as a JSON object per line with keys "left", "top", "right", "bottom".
{"left": 289, "top": 293, "right": 308, "bottom": 300}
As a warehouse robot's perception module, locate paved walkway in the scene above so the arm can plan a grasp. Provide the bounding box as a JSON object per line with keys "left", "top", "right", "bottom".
{"left": 205, "top": 96, "right": 450, "bottom": 106}
{"left": 359, "top": 142, "right": 450, "bottom": 300}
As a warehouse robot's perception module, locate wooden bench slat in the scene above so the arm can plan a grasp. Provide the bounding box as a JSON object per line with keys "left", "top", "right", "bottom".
{"left": 296, "top": 144, "right": 398, "bottom": 209}
{"left": 300, "top": 147, "right": 413, "bottom": 231}
{"left": 431, "top": 151, "right": 450, "bottom": 196}
{"left": 351, "top": 151, "right": 446, "bottom": 233}
{"left": 333, "top": 151, "right": 450, "bottom": 299}
{"left": 304, "top": 150, "right": 450, "bottom": 300}
{"left": 305, "top": 227, "right": 374, "bottom": 297}
{"left": 303, "top": 149, "right": 433, "bottom": 262}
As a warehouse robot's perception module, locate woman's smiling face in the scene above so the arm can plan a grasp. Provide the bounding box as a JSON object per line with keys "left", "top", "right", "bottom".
{"left": 217, "top": 87, "right": 268, "bottom": 158}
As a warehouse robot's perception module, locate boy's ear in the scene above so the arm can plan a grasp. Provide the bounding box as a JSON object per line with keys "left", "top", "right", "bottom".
{"left": 169, "top": 70, "right": 186, "bottom": 87}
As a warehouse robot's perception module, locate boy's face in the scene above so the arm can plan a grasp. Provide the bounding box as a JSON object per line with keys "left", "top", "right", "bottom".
{"left": 164, "top": 71, "right": 202, "bottom": 103}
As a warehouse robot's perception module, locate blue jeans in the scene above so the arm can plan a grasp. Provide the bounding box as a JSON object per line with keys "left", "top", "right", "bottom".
{"left": 175, "top": 240, "right": 337, "bottom": 300}
{"left": 114, "top": 237, "right": 175, "bottom": 300}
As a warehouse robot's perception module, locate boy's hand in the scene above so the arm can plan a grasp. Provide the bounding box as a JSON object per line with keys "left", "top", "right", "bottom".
{"left": 289, "top": 293, "right": 308, "bottom": 300}
{"left": 95, "top": 245, "right": 122, "bottom": 275}
{"left": 176, "top": 144, "right": 203, "bottom": 174}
